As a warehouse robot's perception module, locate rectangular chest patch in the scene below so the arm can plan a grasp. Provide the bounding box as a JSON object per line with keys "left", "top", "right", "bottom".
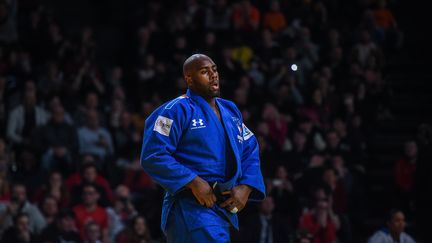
{"left": 154, "top": 115, "right": 173, "bottom": 136}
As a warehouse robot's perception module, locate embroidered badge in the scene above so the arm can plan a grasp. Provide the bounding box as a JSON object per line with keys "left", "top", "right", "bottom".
{"left": 154, "top": 116, "right": 173, "bottom": 136}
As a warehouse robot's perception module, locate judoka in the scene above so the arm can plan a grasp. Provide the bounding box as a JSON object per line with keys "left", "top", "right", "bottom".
{"left": 140, "top": 54, "right": 265, "bottom": 242}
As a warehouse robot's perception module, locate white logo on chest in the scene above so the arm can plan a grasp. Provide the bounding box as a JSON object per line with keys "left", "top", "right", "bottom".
{"left": 191, "top": 119, "right": 206, "bottom": 129}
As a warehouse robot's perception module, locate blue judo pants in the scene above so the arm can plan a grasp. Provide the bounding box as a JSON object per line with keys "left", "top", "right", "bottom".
{"left": 166, "top": 202, "right": 230, "bottom": 243}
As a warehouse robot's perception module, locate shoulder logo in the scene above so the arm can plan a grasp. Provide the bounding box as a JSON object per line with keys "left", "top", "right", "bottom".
{"left": 191, "top": 119, "right": 206, "bottom": 129}
{"left": 154, "top": 116, "right": 173, "bottom": 136}
{"left": 242, "top": 123, "right": 254, "bottom": 140}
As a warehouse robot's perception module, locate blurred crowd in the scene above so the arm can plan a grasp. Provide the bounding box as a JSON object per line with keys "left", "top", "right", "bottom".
{"left": 0, "top": 0, "right": 410, "bottom": 242}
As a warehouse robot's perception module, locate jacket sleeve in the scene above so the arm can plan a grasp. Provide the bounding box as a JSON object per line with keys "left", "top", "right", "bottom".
{"left": 238, "top": 123, "right": 266, "bottom": 201}
{"left": 140, "top": 101, "right": 197, "bottom": 195}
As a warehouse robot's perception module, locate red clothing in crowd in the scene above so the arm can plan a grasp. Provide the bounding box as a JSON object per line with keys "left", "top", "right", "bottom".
{"left": 0, "top": 192, "right": 10, "bottom": 202}
{"left": 66, "top": 173, "right": 114, "bottom": 202}
{"left": 394, "top": 158, "right": 416, "bottom": 192}
{"left": 299, "top": 212, "right": 337, "bottom": 243}
{"left": 123, "top": 170, "right": 154, "bottom": 193}
{"left": 73, "top": 204, "right": 108, "bottom": 237}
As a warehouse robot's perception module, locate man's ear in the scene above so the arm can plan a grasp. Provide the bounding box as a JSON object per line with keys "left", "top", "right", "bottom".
{"left": 185, "top": 75, "right": 192, "bottom": 87}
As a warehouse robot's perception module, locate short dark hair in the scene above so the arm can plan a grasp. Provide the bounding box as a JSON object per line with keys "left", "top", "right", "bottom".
{"left": 13, "top": 212, "right": 29, "bottom": 225}
{"left": 386, "top": 208, "right": 403, "bottom": 222}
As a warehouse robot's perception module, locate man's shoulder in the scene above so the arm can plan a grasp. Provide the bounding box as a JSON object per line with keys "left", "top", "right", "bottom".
{"left": 162, "top": 94, "right": 191, "bottom": 109}
{"left": 146, "top": 95, "right": 192, "bottom": 123}
{"left": 155, "top": 95, "right": 192, "bottom": 113}
{"left": 367, "top": 228, "right": 390, "bottom": 242}
{"left": 401, "top": 232, "right": 417, "bottom": 243}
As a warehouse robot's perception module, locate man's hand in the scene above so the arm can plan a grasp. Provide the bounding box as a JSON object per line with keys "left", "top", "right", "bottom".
{"left": 220, "top": 185, "right": 252, "bottom": 213}
{"left": 186, "top": 176, "right": 217, "bottom": 208}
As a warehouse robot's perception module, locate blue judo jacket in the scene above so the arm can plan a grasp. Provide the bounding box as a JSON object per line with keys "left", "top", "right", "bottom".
{"left": 141, "top": 89, "right": 265, "bottom": 233}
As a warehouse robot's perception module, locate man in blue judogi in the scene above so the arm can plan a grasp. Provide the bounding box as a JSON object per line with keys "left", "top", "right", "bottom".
{"left": 140, "top": 54, "right": 265, "bottom": 242}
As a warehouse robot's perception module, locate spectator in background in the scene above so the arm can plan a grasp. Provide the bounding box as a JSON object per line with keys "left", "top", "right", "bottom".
{"left": 112, "top": 111, "right": 141, "bottom": 165}
{"left": 0, "top": 212, "right": 38, "bottom": 243}
{"left": 0, "top": 183, "right": 46, "bottom": 236}
{"left": 40, "top": 196, "right": 59, "bottom": 225}
{"left": 367, "top": 209, "right": 416, "bottom": 243}
{"left": 73, "top": 183, "right": 108, "bottom": 242}
{"left": 78, "top": 110, "right": 114, "bottom": 161}
{"left": 285, "top": 130, "right": 312, "bottom": 175}
{"left": 6, "top": 80, "right": 48, "bottom": 147}
{"left": 372, "top": 0, "right": 403, "bottom": 49}
{"left": 240, "top": 196, "right": 291, "bottom": 243}
{"left": 74, "top": 92, "right": 104, "bottom": 127}
{"left": 108, "top": 98, "right": 126, "bottom": 130}
{"left": 205, "top": 0, "right": 231, "bottom": 31}
{"left": 72, "top": 61, "right": 105, "bottom": 98}
{"left": 115, "top": 215, "right": 154, "bottom": 243}
{"left": 232, "top": 0, "right": 261, "bottom": 32}
{"left": 32, "top": 105, "right": 78, "bottom": 174}
{"left": 83, "top": 221, "right": 102, "bottom": 243}
{"left": 269, "top": 165, "right": 300, "bottom": 226}
{"left": 262, "top": 103, "right": 289, "bottom": 151}
{"left": 263, "top": 0, "right": 287, "bottom": 33}
{"left": 0, "top": 0, "right": 18, "bottom": 43}
{"left": 394, "top": 141, "right": 417, "bottom": 213}
{"left": 0, "top": 138, "right": 10, "bottom": 202}
{"left": 38, "top": 61, "right": 66, "bottom": 98}
{"left": 0, "top": 171, "right": 9, "bottom": 202}
{"left": 131, "top": 101, "right": 154, "bottom": 134}
{"left": 0, "top": 76, "right": 8, "bottom": 136}
{"left": 33, "top": 170, "right": 69, "bottom": 209}
{"left": 67, "top": 162, "right": 113, "bottom": 207}
{"left": 351, "top": 30, "right": 377, "bottom": 67}
{"left": 39, "top": 208, "right": 81, "bottom": 243}
{"left": 294, "top": 229, "right": 314, "bottom": 243}
{"left": 298, "top": 187, "right": 340, "bottom": 243}
{"left": 106, "top": 185, "right": 138, "bottom": 243}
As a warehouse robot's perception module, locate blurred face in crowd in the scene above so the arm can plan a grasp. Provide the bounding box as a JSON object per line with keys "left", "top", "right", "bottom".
{"left": 59, "top": 215, "right": 76, "bottom": 232}
{"left": 114, "top": 184, "right": 130, "bottom": 200}
{"left": 16, "top": 214, "right": 31, "bottom": 233}
{"left": 82, "top": 185, "right": 99, "bottom": 206}
{"left": 404, "top": 141, "right": 417, "bottom": 159}
{"left": 134, "top": 216, "right": 149, "bottom": 236}
{"left": 293, "top": 130, "right": 307, "bottom": 149}
{"left": 183, "top": 54, "right": 220, "bottom": 100}
{"left": 52, "top": 106, "right": 65, "bottom": 124}
{"left": 43, "top": 197, "right": 59, "bottom": 217}
{"left": 120, "top": 111, "right": 131, "bottom": 128}
{"left": 85, "top": 93, "right": 99, "bottom": 110}
{"left": 275, "top": 165, "right": 288, "bottom": 179}
{"left": 332, "top": 118, "right": 346, "bottom": 135}
{"left": 86, "top": 110, "right": 99, "bottom": 129}
{"left": 12, "top": 184, "right": 27, "bottom": 204}
{"left": 388, "top": 211, "right": 406, "bottom": 236}
{"left": 314, "top": 189, "right": 330, "bottom": 211}
{"left": 85, "top": 222, "right": 101, "bottom": 241}
{"left": 83, "top": 166, "right": 97, "bottom": 182}
{"left": 322, "top": 168, "right": 338, "bottom": 188}
{"left": 312, "top": 89, "right": 323, "bottom": 105}
{"left": 49, "top": 171, "right": 63, "bottom": 187}
{"left": 326, "top": 131, "right": 340, "bottom": 149}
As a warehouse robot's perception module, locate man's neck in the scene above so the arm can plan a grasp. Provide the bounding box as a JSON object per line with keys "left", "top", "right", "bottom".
{"left": 390, "top": 231, "right": 401, "bottom": 242}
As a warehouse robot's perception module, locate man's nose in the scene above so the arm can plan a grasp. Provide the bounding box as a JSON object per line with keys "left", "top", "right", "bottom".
{"left": 209, "top": 70, "right": 218, "bottom": 80}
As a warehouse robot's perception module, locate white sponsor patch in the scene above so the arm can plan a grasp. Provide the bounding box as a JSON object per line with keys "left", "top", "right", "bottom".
{"left": 242, "top": 123, "right": 254, "bottom": 140}
{"left": 191, "top": 118, "right": 206, "bottom": 129}
{"left": 154, "top": 116, "right": 173, "bottom": 136}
